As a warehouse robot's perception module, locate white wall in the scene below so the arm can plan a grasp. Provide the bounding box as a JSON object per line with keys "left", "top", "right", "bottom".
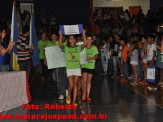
{"left": 20, "top": 3, "right": 34, "bottom": 14}
{"left": 94, "top": 0, "right": 113, "bottom": 7}
{"left": 93, "top": 0, "right": 150, "bottom": 14}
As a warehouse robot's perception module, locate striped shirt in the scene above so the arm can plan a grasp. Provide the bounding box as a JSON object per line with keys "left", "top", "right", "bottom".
{"left": 16, "top": 36, "right": 30, "bottom": 63}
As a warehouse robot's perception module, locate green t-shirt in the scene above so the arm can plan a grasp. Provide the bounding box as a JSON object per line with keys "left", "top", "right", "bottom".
{"left": 82, "top": 45, "right": 99, "bottom": 69}
{"left": 63, "top": 46, "right": 82, "bottom": 69}
{"left": 38, "top": 40, "right": 50, "bottom": 59}
{"left": 46, "top": 41, "right": 59, "bottom": 47}
{"left": 62, "top": 40, "right": 67, "bottom": 46}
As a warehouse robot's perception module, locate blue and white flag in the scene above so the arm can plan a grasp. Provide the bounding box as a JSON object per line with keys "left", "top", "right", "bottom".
{"left": 10, "top": 3, "right": 19, "bottom": 71}
{"left": 30, "top": 14, "right": 40, "bottom": 67}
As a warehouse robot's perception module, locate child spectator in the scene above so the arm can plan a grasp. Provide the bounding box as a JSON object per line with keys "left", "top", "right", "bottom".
{"left": 107, "top": 35, "right": 114, "bottom": 76}
{"left": 146, "top": 35, "right": 157, "bottom": 89}
{"left": 113, "top": 34, "right": 119, "bottom": 77}
{"left": 156, "top": 34, "right": 163, "bottom": 87}
{"left": 121, "top": 37, "right": 130, "bottom": 82}
{"left": 129, "top": 42, "right": 139, "bottom": 85}
{"left": 140, "top": 36, "right": 149, "bottom": 86}
{"left": 118, "top": 37, "right": 123, "bottom": 77}
{"left": 146, "top": 35, "right": 156, "bottom": 67}
{"left": 102, "top": 38, "right": 109, "bottom": 75}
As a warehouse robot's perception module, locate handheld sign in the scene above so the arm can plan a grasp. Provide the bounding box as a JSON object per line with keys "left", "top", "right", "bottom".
{"left": 147, "top": 65, "right": 155, "bottom": 83}
{"left": 80, "top": 49, "right": 88, "bottom": 64}
{"left": 45, "top": 46, "right": 66, "bottom": 69}
{"left": 101, "top": 49, "right": 108, "bottom": 74}
{"left": 161, "top": 53, "right": 163, "bottom": 62}
{"left": 76, "top": 42, "right": 88, "bottom": 64}
{"left": 60, "top": 24, "right": 83, "bottom": 35}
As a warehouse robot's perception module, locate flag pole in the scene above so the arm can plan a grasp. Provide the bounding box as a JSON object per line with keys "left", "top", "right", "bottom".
{"left": 29, "top": 13, "right": 32, "bottom": 48}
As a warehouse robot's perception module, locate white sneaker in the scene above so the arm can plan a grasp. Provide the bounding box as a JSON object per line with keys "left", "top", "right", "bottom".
{"left": 130, "top": 81, "right": 138, "bottom": 85}
{"left": 128, "top": 75, "right": 134, "bottom": 79}
{"left": 159, "top": 82, "right": 163, "bottom": 85}
{"left": 59, "top": 95, "right": 64, "bottom": 100}
{"left": 65, "top": 89, "right": 68, "bottom": 97}
{"left": 153, "top": 87, "right": 157, "bottom": 91}
{"left": 147, "top": 86, "right": 152, "bottom": 91}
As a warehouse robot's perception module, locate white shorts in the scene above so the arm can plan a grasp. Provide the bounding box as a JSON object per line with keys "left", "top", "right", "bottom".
{"left": 66, "top": 68, "right": 81, "bottom": 77}
{"left": 130, "top": 61, "right": 138, "bottom": 65}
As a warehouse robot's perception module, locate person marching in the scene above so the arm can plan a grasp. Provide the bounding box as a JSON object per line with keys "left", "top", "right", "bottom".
{"left": 76, "top": 35, "right": 84, "bottom": 95}
{"left": 38, "top": 32, "right": 50, "bottom": 82}
{"left": 45, "top": 32, "right": 68, "bottom": 100}
{"left": 59, "top": 29, "right": 86, "bottom": 105}
{"left": 81, "top": 35, "right": 99, "bottom": 101}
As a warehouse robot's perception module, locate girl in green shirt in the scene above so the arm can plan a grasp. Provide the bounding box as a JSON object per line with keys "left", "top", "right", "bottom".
{"left": 81, "top": 35, "right": 99, "bottom": 101}
{"left": 59, "top": 29, "right": 86, "bottom": 105}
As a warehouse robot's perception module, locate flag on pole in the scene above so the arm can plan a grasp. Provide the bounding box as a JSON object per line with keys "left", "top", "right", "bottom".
{"left": 10, "top": 2, "right": 19, "bottom": 71}
{"left": 30, "top": 13, "right": 40, "bottom": 67}
{"left": 17, "top": 10, "right": 22, "bottom": 35}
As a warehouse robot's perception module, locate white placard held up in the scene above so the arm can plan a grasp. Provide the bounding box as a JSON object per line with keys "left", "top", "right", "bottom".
{"left": 60, "top": 24, "right": 83, "bottom": 35}
{"left": 147, "top": 65, "right": 155, "bottom": 83}
{"left": 80, "top": 49, "right": 88, "bottom": 64}
{"left": 161, "top": 53, "right": 163, "bottom": 62}
{"left": 45, "top": 46, "right": 66, "bottom": 69}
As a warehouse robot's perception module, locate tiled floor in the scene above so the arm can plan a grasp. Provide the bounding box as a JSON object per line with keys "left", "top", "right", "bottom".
{"left": 1, "top": 62, "right": 163, "bottom": 122}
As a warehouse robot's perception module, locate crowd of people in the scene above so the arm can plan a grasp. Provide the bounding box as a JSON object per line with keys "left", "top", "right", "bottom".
{"left": 92, "top": 8, "right": 163, "bottom": 90}
{"left": 0, "top": 17, "right": 99, "bottom": 106}
{"left": 102, "top": 33, "right": 163, "bottom": 89}
{"left": 0, "top": 7, "right": 163, "bottom": 105}
{"left": 93, "top": 8, "right": 163, "bottom": 37}
{"left": 37, "top": 30, "right": 98, "bottom": 105}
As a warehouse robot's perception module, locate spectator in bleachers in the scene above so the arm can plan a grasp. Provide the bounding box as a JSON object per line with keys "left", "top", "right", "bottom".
{"left": 92, "top": 24, "right": 101, "bottom": 36}
{"left": 102, "top": 23, "right": 112, "bottom": 37}
{"left": 124, "top": 9, "right": 131, "bottom": 25}
{"left": 50, "top": 13, "right": 56, "bottom": 27}
{"left": 120, "top": 11, "right": 125, "bottom": 24}
{"left": 40, "top": 13, "right": 47, "bottom": 27}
